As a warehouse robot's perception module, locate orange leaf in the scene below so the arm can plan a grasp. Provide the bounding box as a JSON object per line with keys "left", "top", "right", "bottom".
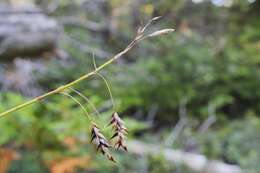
{"left": 50, "top": 157, "right": 91, "bottom": 173}
{"left": 0, "top": 148, "right": 20, "bottom": 173}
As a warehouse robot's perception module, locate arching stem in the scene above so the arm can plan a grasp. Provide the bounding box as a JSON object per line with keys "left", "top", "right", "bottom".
{"left": 68, "top": 87, "right": 101, "bottom": 116}
{"left": 0, "top": 17, "right": 174, "bottom": 118}
{"left": 60, "top": 92, "right": 92, "bottom": 121}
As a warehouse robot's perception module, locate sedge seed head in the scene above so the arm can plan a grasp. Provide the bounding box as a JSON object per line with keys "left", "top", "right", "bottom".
{"left": 109, "top": 112, "right": 128, "bottom": 151}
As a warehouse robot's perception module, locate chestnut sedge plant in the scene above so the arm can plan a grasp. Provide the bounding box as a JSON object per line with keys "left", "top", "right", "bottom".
{"left": 0, "top": 17, "right": 174, "bottom": 162}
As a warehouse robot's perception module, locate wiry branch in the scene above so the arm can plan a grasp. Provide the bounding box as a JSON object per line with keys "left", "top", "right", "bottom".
{"left": 0, "top": 17, "right": 174, "bottom": 118}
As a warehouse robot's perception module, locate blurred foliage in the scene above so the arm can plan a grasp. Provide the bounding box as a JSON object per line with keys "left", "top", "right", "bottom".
{"left": 0, "top": 0, "right": 260, "bottom": 172}
{"left": 0, "top": 92, "right": 149, "bottom": 172}
{"left": 196, "top": 116, "right": 260, "bottom": 172}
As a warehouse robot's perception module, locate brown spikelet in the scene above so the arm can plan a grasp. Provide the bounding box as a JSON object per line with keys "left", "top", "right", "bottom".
{"left": 107, "top": 153, "right": 116, "bottom": 163}
{"left": 109, "top": 112, "right": 128, "bottom": 151}
{"left": 90, "top": 123, "right": 116, "bottom": 162}
{"left": 148, "top": 29, "right": 175, "bottom": 37}
{"left": 151, "top": 16, "right": 162, "bottom": 22}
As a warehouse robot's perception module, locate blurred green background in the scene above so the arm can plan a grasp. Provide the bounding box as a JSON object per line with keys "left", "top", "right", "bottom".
{"left": 0, "top": 0, "right": 260, "bottom": 173}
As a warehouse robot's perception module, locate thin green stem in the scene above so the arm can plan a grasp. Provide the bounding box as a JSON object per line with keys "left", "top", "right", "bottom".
{"left": 95, "top": 72, "right": 116, "bottom": 111}
{"left": 92, "top": 53, "right": 97, "bottom": 70}
{"left": 0, "top": 40, "right": 131, "bottom": 118}
{"left": 0, "top": 38, "right": 135, "bottom": 118}
{"left": 92, "top": 54, "right": 115, "bottom": 110}
{"left": 60, "top": 92, "right": 92, "bottom": 121}
{"left": 0, "top": 20, "right": 174, "bottom": 118}
{"left": 68, "top": 87, "right": 101, "bottom": 116}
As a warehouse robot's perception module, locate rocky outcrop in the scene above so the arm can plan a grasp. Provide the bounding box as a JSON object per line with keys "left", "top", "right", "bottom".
{"left": 0, "top": 5, "right": 61, "bottom": 61}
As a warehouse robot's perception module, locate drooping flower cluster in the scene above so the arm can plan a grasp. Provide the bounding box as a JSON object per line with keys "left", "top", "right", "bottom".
{"left": 90, "top": 123, "right": 115, "bottom": 162}
{"left": 87, "top": 16, "right": 173, "bottom": 162}
{"left": 109, "top": 112, "right": 128, "bottom": 151}
{"left": 90, "top": 113, "right": 128, "bottom": 162}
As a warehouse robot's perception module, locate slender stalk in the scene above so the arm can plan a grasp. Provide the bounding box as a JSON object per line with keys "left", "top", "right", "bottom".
{"left": 95, "top": 73, "right": 116, "bottom": 110}
{"left": 68, "top": 87, "right": 101, "bottom": 116}
{"left": 60, "top": 92, "right": 92, "bottom": 121}
{"left": 0, "top": 18, "right": 174, "bottom": 118}
{"left": 0, "top": 40, "right": 132, "bottom": 117}
{"left": 92, "top": 53, "right": 115, "bottom": 110}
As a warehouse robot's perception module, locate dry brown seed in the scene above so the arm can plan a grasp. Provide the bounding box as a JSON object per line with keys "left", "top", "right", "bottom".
{"left": 148, "top": 29, "right": 175, "bottom": 37}
{"left": 151, "top": 16, "right": 162, "bottom": 22}
{"left": 90, "top": 123, "right": 115, "bottom": 162}
{"left": 107, "top": 153, "right": 116, "bottom": 163}
{"left": 109, "top": 112, "right": 128, "bottom": 151}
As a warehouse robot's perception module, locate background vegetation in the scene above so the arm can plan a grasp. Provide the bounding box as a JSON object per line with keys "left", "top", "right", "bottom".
{"left": 0, "top": 0, "right": 260, "bottom": 172}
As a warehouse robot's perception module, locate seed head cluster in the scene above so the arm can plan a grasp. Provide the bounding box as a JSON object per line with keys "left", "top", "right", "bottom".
{"left": 89, "top": 16, "right": 173, "bottom": 162}
{"left": 91, "top": 123, "right": 116, "bottom": 162}
{"left": 90, "top": 112, "right": 128, "bottom": 162}
{"left": 109, "top": 112, "right": 128, "bottom": 151}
